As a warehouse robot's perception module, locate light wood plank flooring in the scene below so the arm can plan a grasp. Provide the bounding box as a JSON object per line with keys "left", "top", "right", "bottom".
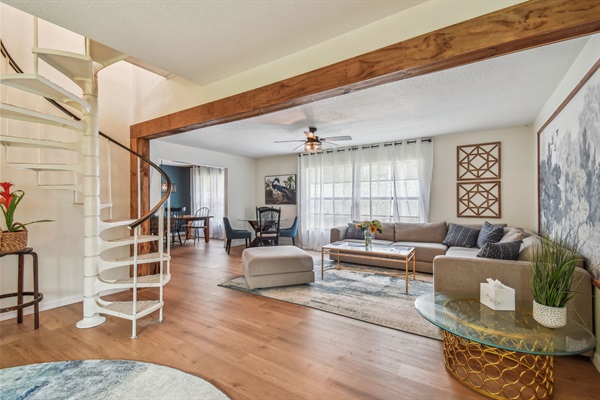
{"left": 1, "top": 240, "right": 598, "bottom": 399}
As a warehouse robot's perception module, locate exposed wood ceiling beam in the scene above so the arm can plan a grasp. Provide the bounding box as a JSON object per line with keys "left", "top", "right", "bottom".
{"left": 130, "top": 0, "right": 600, "bottom": 140}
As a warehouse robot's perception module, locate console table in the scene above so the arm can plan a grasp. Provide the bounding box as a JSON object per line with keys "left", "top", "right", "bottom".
{"left": 0, "top": 247, "right": 43, "bottom": 329}
{"left": 415, "top": 292, "right": 595, "bottom": 400}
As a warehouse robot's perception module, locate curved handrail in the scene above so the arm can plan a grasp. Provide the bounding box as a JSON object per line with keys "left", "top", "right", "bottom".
{"left": 1, "top": 39, "right": 170, "bottom": 229}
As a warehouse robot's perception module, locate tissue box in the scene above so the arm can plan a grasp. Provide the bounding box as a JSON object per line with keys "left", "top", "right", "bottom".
{"left": 480, "top": 282, "right": 515, "bottom": 311}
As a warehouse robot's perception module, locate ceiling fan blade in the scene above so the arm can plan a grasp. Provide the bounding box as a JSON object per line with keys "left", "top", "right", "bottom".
{"left": 321, "top": 135, "right": 352, "bottom": 141}
{"left": 322, "top": 141, "right": 340, "bottom": 147}
{"left": 274, "top": 139, "right": 306, "bottom": 143}
{"left": 304, "top": 130, "right": 316, "bottom": 139}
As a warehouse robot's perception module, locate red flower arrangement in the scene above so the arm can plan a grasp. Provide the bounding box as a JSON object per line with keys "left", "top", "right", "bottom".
{"left": 0, "top": 182, "right": 52, "bottom": 232}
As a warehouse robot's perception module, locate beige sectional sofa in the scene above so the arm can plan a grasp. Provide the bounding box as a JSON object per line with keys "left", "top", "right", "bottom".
{"left": 329, "top": 221, "right": 594, "bottom": 332}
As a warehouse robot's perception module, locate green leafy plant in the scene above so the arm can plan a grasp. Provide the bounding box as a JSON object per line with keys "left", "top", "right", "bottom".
{"left": 0, "top": 182, "right": 52, "bottom": 232}
{"left": 530, "top": 232, "right": 579, "bottom": 308}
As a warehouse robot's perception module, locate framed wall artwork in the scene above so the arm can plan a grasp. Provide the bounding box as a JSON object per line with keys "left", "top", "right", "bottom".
{"left": 538, "top": 61, "right": 600, "bottom": 282}
{"left": 265, "top": 174, "right": 296, "bottom": 205}
{"left": 457, "top": 181, "right": 501, "bottom": 218}
{"left": 457, "top": 142, "right": 501, "bottom": 181}
{"left": 456, "top": 142, "right": 501, "bottom": 218}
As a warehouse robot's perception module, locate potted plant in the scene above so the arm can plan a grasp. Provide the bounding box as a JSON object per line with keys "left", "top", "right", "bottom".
{"left": 357, "top": 219, "right": 383, "bottom": 249}
{"left": 530, "top": 232, "right": 579, "bottom": 328}
{"left": 0, "top": 182, "right": 52, "bottom": 253}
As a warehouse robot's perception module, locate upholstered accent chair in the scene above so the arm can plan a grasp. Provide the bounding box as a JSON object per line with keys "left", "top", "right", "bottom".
{"left": 279, "top": 216, "right": 299, "bottom": 246}
{"left": 223, "top": 217, "right": 251, "bottom": 254}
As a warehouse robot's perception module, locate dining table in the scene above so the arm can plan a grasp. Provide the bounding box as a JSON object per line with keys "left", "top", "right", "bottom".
{"left": 183, "top": 215, "right": 214, "bottom": 243}
{"left": 238, "top": 217, "right": 287, "bottom": 247}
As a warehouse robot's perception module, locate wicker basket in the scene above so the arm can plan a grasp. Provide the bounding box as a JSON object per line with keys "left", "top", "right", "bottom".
{"left": 0, "top": 227, "right": 28, "bottom": 253}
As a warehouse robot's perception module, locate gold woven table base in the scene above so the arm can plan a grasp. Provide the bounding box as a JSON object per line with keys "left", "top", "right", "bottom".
{"left": 443, "top": 331, "right": 553, "bottom": 400}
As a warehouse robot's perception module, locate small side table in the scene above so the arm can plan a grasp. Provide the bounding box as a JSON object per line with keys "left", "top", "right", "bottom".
{"left": 0, "top": 247, "right": 43, "bottom": 329}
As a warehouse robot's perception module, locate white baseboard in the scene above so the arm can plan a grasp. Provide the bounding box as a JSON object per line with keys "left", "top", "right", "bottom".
{"left": 0, "top": 289, "right": 125, "bottom": 322}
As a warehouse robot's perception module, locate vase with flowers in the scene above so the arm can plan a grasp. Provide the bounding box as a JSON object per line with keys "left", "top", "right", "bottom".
{"left": 356, "top": 219, "right": 383, "bottom": 249}
{"left": 0, "top": 182, "right": 52, "bottom": 253}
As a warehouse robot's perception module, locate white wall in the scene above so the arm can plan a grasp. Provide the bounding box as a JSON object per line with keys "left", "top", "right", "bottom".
{"left": 0, "top": 4, "right": 133, "bottom": 318}
{"left": 532, "top": 33, "right": 600, "bottom": 372}
{"left": 131, "top": 0, "right": 524, "bottom": 124}
{"left": 430, "top": 126, "right": 536, "bottom": 230}
{"left": 150, "top": 140, "right": 256, "bottom": 231}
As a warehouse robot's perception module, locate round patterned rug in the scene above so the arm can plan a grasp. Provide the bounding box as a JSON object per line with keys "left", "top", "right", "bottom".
{"left": 0, "top": 359, "right": 229, "bottom": 400}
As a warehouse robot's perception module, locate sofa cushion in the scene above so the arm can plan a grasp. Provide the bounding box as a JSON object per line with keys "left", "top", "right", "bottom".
{"left": 444, "top": 246, "right": 480, "bottom": 258}
{"left": 442, "top": 223, "right": 480, "bottom": 248}
{"left": 500, "top": 227, "right": 525, "bottom": 243}
{"left": 392, "top": 241, "right": 447, "bottom": 263}
{"left": 377, "top": 222, "right": 396, "bottom": 242}
{"left": 394, "top": 221, "right": 447, "bottom": 243}
{"left": 518, "top": 235, "right": 542, "bottom": 261}
{"left": 477, "top": 240, "right": 522, "bottom": 260}
{"left": 346, "top": 223, "right": 365, "bottom": 239}
{"left": 477, "top": 221, "right": 504, "bottom": 248}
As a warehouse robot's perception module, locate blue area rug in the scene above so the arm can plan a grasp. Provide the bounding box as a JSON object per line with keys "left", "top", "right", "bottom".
{"left": 0, "top": 359, "right": 229, "bottom": 400}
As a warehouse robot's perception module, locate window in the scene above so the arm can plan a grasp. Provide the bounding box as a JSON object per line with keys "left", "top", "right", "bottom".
{"left": 298, "top": 140, "right": 433, "bottom": 249}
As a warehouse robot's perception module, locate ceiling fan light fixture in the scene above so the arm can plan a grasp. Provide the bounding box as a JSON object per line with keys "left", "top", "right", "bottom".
{"left": 304, "top": 141, "right": 322, "bottom": 153}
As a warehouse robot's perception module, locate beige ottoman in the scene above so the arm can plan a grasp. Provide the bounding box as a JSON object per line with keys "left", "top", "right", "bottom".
{"left": 242, "top": 246, "right": 314, "bottom": 289}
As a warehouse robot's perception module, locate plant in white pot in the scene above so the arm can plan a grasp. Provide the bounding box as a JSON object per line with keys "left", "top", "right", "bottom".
{"left": 530, "top": 232, "right": 579, "bottom": 328}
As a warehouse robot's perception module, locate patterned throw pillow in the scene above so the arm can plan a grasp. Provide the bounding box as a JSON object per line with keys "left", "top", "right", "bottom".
{"left": 477, "top": 240, "right": 523, "bottom": 260}
{"left": 477, "top": 221, "right": 505, "bottom": 248}
{"left": 442, "top": 223, "right": 480, "bottom": 248}
{"left": 346, "top": 223, "right": 365, "bottom": 239}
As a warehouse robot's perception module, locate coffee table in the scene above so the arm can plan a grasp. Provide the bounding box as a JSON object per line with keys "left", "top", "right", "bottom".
{"left": 415, "top": 292, "right": 595, "bottom": 400}
{"left": 321, "top": 241, "right": 415, "bottom": 293}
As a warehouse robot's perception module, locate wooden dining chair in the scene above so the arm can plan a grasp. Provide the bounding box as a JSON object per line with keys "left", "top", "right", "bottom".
{"left": 168, "top": 206, "right": 187, "bottom": 246}
{"left": 187, "top": 207, "right": 210, "bottom": 244}
{"left": 255, "top": 207, "right": 281, "bottom": 246}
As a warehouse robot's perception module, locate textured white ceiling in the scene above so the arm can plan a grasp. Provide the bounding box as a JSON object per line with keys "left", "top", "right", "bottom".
{"left": 156, "top": 37, "right": 589, "bottom": 158}
{"left": 3, "top": 1, "right": 590, "bottom": 160}
{"left": 4, "top": 0, "right": 425, "bottom": 84}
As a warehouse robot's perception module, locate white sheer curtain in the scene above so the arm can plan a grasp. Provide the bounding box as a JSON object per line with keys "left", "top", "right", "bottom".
{"left": 298, "top": 140, "right": 433, "bottom": 250}
{"left": 190, "top": 165, "right": 225, "bottom": 239}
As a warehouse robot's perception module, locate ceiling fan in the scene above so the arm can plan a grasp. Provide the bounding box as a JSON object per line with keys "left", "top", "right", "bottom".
{"left": 274, "top": 127, "right": 352, "bottom": 153}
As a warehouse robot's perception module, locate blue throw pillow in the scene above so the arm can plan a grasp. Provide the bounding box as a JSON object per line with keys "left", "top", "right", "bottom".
{"left": 477, "top": 240, "right": 522, "bottom": 260}
{"left": 442, "top": 223, "right": 480, "bottom": 248}
{"left": 477, "top": 221, "right": 505, "bottom": 248}
{"left": 346, "top": 223, "right": 365, "bottom": 239}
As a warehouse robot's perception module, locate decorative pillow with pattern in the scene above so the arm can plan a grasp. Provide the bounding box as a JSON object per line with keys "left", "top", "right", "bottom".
{"left": 442, "top": 223, "right": 480, "bottom": 248}
{"left": 477, "top": 221, "right": 505, "bottom": 248}
{"left": 346, "top": 223, "right": 365, "bottom": 239}
{"left": 477, "top": 240, "right": 523, "bottom": 260}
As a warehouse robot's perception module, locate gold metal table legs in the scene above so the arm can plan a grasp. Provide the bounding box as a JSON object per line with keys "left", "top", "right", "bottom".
{"left": 443, "top": 330, "right": 553, "bottom": 400}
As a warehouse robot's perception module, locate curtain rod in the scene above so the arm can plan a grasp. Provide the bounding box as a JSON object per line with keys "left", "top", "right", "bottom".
{"left": 298, "top": 137, "right": 432, "bottom": 157}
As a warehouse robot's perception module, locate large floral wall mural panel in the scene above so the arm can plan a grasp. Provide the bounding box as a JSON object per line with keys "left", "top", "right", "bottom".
{"left": 538, "top": 62, "right": 600, "bottom": 281}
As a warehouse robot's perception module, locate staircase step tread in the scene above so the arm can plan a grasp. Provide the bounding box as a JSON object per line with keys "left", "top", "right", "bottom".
{"left": 112, "top": 273, "right": 170, "bottom": 285}
{"left": 105, "top": 235, "right": 158, "bottom": 244}
{"left": 88, "top": 40, "right": 128, "bottom": 67}
{"left": 0, "top": 135, "right": 80, "bottom": 151}
{"left": 5, "top": 162, "right": 81, "bottom": 172}
{"left": 34, "top": 48, "right": 93, "bottom": 87}
{"left": 99, "top": 300, "right": 161, "bottom": 316}
{"left": 0, "top": 74, "right": 90, "bottom": 113}
{"left": 101, "top": 252, "right": 170, "bottom": 264}
{"left": 0, "top": 103, "right": 84, "bottom": 131}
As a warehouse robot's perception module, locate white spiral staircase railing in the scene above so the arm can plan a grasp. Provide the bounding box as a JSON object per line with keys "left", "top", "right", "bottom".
{"left": 0, "top": 20, "right": 172, "bottom": 338}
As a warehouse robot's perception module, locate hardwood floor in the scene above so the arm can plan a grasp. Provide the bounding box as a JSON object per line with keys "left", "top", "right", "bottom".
{"left": 1, "top": 240, "right": 598, "bottom": 399}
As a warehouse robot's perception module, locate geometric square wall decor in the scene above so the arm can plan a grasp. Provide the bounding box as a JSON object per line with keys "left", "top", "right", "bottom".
{"left": 457, "top": 142, "right": 501, "bottom": 181}
{"left": 457, "top": 181, "right": 501, "bottom": 218}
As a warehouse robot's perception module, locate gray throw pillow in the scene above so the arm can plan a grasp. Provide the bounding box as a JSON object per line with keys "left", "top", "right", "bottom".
{"left": 477, "top": 240, "right": 522, "bottom": 260}
{"left": 442, "top": 223, "right": 480, "bottom": 248}
{"left": 346, "top": 223, "right": 365, "bottom": 239}
{"left": 477, "top": 221, "right": 504, "bottom": 248}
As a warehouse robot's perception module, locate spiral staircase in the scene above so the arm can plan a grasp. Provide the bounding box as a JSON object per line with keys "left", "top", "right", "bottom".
{"left": 0, "top": 22, "right": 172, "bottom": 338}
